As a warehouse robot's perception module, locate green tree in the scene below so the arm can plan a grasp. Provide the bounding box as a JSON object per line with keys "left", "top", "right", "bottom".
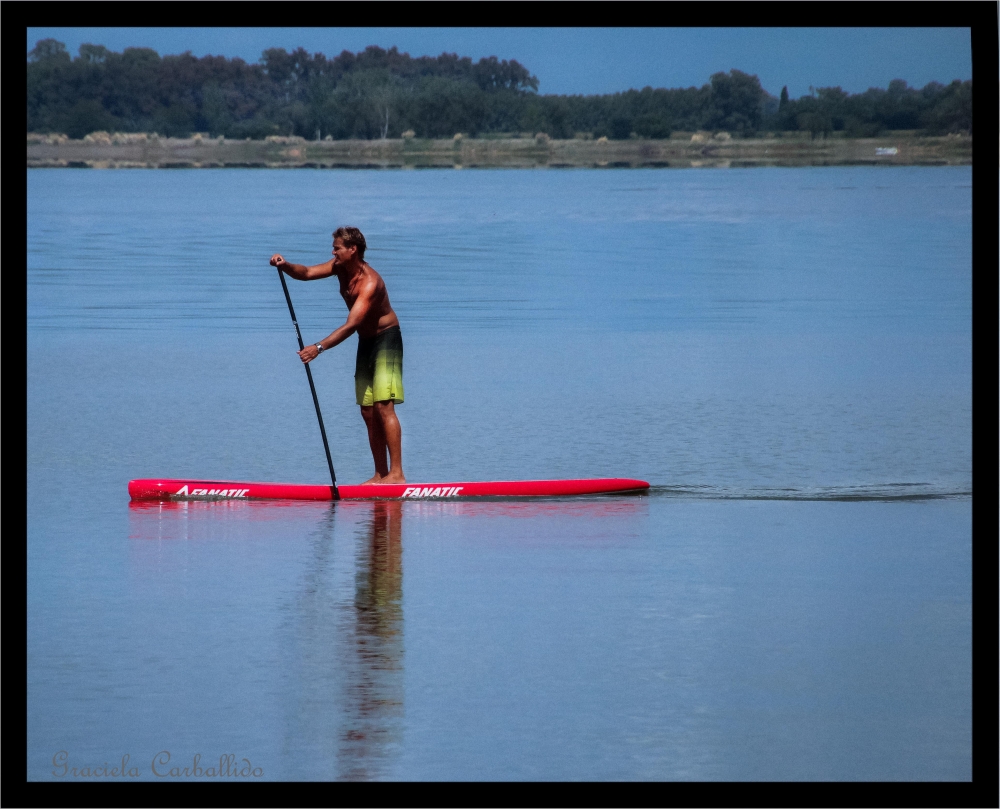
{"left": 65, "top": 100, "right": 118, "bottom": 138}
{"left": 609, "top": 115, "right": 633, "bottom": 139}
{"left": 796, "top": 111, "right": 832, "bottom": 139}
{"left": 919, "top": 79, "right": 971, "bottom": 134}
{"left": 472, "top": 56, "right": 538, "bottom": 92}
{"left": 28, "top": 38, "right": 70, "bottom": 63}
{"left": 815, "top": 86, "right": 849, "bottom": 130}
{"left": 704, "top": 69, "right": 766, "bottom": 134}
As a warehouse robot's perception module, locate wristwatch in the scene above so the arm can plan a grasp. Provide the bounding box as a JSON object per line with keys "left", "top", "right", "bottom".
{"left": 314, "top": 343, "right": 325, "bottom": 353}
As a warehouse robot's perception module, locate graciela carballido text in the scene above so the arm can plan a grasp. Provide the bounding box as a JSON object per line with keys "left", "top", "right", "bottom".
{"left": 51, "top": 751, "right": 263, "bottom": 778}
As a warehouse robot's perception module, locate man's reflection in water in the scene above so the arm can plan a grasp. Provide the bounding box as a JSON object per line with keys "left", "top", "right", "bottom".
{"left": 337, "top": 500, "right": 404, "bottom": 780}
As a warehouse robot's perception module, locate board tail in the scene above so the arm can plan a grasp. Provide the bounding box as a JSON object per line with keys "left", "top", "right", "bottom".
{"left": 128, "top": 479, "right": 337, "bottom": 501}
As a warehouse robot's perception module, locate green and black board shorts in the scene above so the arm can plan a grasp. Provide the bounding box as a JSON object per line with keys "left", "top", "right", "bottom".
{"left": 355, "top": 325, "right": 404, "bottom": 406}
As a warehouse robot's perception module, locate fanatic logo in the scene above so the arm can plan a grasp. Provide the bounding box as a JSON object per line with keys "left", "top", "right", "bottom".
{"left": 174, "top": 485, "right": 250, "bottom": 498}
{"left": 401, "top": 486, "right": 463, "bottom": 498}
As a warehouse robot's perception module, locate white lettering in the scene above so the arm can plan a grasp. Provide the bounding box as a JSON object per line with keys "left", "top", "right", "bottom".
{"left": 400, "top": 486, "right": 464, "bottom": 498}
{"left": 176, "top": 485, "right": 189, "bottom": 496}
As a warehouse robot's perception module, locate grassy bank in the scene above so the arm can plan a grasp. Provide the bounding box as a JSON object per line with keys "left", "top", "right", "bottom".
{"left": 27, "top": 131, "right": 971, "bottom": 169}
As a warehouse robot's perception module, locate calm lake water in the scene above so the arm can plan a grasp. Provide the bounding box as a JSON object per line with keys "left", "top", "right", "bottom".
{"left": 27, "top": 166, "right": 970, "bottom": 781}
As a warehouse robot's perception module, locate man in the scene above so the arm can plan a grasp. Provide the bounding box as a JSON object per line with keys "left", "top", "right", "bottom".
{"left": 270, "top": 227, "right": 405, "bottom": 485}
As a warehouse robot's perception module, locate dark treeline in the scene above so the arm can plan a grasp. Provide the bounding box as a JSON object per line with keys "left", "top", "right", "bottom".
{"left": 27, "top": 39, "right": 973, "bottom": 140}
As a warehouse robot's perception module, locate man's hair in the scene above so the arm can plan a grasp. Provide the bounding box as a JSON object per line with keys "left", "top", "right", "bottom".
{"left": 334, "top": 226, "right": 367, "bottom": 260}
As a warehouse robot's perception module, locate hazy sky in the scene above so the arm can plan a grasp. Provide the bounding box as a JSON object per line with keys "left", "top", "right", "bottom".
{"left": 27, "top": 27, "right": 972, "bottom": 99}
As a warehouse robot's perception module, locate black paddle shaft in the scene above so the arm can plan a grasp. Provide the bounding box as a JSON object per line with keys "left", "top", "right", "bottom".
{"left": 277, "top": 267, "right": 338, "bottom": 492}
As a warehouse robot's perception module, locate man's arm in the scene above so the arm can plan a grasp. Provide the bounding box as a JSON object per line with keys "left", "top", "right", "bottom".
{"left": 269, "top": 254, "right": 334, "bottom": 280}
{"left": 298, "top": 277, "right": 378, "bottom": 363}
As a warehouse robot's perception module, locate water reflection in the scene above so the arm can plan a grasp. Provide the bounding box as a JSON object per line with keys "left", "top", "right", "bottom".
{"left": 125, "top": 495, "right": 655, "bottom": 779}
{"left": 126, "top": 497, "right": 405, "bottom": 779}
{"left": 336, "top": 500, "right": 404, "bottom": 780}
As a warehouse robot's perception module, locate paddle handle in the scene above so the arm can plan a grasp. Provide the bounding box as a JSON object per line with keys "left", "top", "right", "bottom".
{"left": 277, "top": 267, "right": 338, "bottom": 493}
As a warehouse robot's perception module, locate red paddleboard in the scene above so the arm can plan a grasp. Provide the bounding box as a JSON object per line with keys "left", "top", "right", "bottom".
{"left": 128, "top": 478, "right": 649, "bottom": 501}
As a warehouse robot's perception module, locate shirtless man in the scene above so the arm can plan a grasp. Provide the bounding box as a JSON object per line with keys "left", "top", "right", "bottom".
{"left": 270, "top": 226, "right": 405, "bottom": 485}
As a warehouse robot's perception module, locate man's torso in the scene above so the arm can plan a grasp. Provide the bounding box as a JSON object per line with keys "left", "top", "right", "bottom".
{"left": 338, "top": 263, "right": 399, "bottom": 338}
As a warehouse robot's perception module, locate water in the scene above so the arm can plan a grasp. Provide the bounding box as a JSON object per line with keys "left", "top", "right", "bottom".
{"left": 27, "top": 166, "right": 971, "bottom": 780}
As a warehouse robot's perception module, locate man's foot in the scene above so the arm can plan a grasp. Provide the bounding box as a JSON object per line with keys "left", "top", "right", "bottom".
{"left": 361, "top": 473, "right": 384, "bottom": 485}
{"left": 379, "top": 472, "right": 406, "bottom": 484}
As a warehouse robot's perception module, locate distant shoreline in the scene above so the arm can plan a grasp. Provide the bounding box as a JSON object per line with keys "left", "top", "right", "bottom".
{"left": 27, "top": 132, "right": 971, "bottom": 169}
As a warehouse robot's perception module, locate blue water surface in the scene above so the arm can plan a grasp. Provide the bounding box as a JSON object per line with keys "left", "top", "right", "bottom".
{"left": 27, "top": 166, "right": 971, "bottom": 780}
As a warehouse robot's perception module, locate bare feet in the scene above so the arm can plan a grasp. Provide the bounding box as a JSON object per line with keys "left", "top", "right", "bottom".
{"left": 361, "top": 474, "right": 384, "bottom": 485}
{"left": 378, "top": 472, "right": 406, "bottom": 484}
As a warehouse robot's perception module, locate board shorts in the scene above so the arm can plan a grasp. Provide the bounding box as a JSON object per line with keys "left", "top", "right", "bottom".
{"left": 355, "top": 325, "right": 404, "bottom": 407}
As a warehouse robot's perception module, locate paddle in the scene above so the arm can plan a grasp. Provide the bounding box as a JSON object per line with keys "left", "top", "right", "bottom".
{"left": 276, "top": 266, "right": 338, "bottom": 497}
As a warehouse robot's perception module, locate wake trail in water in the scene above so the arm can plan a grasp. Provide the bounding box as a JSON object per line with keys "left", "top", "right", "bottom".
{"left": 646, "top": 483, "right": 971, "bottom": 501}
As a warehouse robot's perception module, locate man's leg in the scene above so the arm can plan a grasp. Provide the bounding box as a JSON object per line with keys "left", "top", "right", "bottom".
{"left": 374, "top": 400, "right": 405, "bottom": 484}
{"left": 360, "top": 405, "right": 389, "bottom": 484}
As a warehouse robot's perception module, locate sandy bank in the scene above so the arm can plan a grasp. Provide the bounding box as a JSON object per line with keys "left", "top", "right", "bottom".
{"left": 27, "top": 132, "right": 972, "bottom": 169}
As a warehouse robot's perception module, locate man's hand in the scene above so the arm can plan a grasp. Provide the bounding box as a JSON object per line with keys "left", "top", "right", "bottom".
{"left": 297, "top": 344, "right": 320, "bottom": 364}
{"left": 270, "top": 254, "right": 287, "bottom": 269}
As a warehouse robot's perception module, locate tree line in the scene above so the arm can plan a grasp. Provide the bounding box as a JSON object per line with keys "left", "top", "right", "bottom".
{"left": 27, "top": 39, "right": 973, "bottom": 140}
